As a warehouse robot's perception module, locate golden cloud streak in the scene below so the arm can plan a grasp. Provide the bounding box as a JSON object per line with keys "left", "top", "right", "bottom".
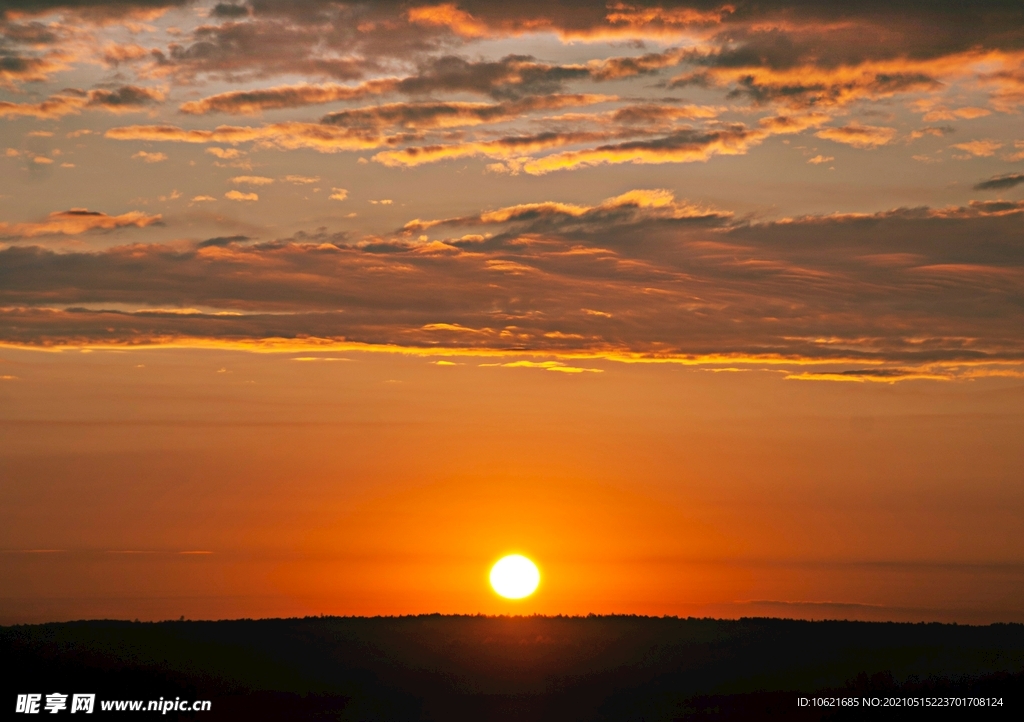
{"left": 0, "top": 335, "right": 1018, "bottom": 383}
{"left": 106, "top": 122, "right": 396, "bottom": 152}
{"left": 815, "top": 123, "right": 897, "bottom": 149}
{"left": 179, "top": 78, "right": 403, "bottom": 115}
{"left": 519, "top": 129, "right": 763, "bottom": 174}
{"left": 372, "top": 131, "right": 616, "bottom": 167}
{"left": 407, "top": 2, "right": 732, "bottom": 41}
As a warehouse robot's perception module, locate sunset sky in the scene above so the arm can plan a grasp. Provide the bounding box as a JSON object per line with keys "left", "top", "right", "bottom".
{"left": 2, "top": 0, "right": 1023, "bottom": 625}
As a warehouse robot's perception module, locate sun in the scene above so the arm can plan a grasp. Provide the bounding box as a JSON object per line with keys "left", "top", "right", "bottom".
{"left": 489, "top": 555, "right": 540, "bottom": 599}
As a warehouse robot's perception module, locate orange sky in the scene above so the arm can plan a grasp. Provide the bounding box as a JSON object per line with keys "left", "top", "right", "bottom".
{"left": 2, "top": 1, "right": 1023, "bottom": 625}
{"left": 2, "top": 347, "right": 1022, "bottom": 623}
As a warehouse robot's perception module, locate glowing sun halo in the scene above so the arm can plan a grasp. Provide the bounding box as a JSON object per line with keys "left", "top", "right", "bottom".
{"left": 490, "top": 555, "right": 540, "bottom": 599}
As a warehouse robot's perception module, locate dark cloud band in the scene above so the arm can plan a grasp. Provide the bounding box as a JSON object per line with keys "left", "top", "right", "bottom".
{"left": 2, "top": 195, "right": 1022, "bottom": 371}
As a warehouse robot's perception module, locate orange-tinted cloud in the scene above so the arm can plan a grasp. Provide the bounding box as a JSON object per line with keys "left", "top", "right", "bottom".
{"left": 0, "top": 0, "right": 189, "bottom": 23}
{"left": 131, "top": 150, "right": 166, "bottom": 162}
{"left": 671, "top": 50, "right": 1006, "bottom": 111}
{"left": 101, "top": 42, "right": 152, "bottom": 66}
{"left": 519, "top": 127, "right": 764, "bottom": 174}
{"left": 0, "top": 52, "right": 70, "bottom": 87}
{"left": 224, "top": 190, "right": 258, "bottom": 202}
{"left": 0, "top": 85, "right": 163, "bottom": 119}
{"left": 815, "top": 123, "right": 896, "bottom": 149}
{"left": 0, "top": 209, "right": 161, "bottom": 237}
{"left": 370, "top": 109, "right": 838, "bottom": 175}
{"left": 177, "top": 48, "right": 686, "bottom": 116}
{"left": 758, "top": 113, "right": 831, "bottom": 135}
{"left": 608, "top": 103, "right": 721, "bottom": 125}
{"left": 179, "top": 79, "right": 403, "bottom": 115}
{"left": 407, "top": 3, "right": 491, "bottom": 39}
{"left": 4, "top": 192, "right": 1020, "bottom": 374}
{"left": 0, "top": 94, "right": 85, "bottom": 119}
{"left": 321, "top": 94, "right": 614, "bottom": 132}
{"left": 230, "top": 175, "right": 274, "bottom": 185}
{"left": 921, "top": 106, "right": 991, "bottom": 122}
{"left": 407, "top": 2, "right": 732, "bottom": 41}
{"left": 979, "top": 67, "right": 1024, "bottom": 112}
{"left": 951, "top": 140, "right": 1003, "bottom": 157}
{"left": 106, "top": 121, "right": 402, "bottom": 153}
{"left": 403, "top": 188, "right": 729, "bottom": 232}
{"left": 372, "top": 130, "right": 623, "bottom": 168}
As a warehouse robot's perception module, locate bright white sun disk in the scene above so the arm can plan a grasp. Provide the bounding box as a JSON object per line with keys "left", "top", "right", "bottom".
{"left": 490, "top": 555, "right": 540, "bottom": 599}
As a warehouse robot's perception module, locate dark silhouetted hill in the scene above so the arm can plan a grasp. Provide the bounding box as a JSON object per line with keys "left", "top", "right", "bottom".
{"left": 2, "top": 615, "right": 1021, "bottom": 720}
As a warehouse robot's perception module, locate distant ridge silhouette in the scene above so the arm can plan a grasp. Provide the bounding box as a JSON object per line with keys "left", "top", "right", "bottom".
{"left": 3, "top": 615, "right": 1021, "bottom": 720}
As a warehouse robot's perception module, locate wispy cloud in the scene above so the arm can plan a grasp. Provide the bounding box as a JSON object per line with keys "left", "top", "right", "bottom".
{"left": 974, "top": 172, "right": 1024, "bottom": 191}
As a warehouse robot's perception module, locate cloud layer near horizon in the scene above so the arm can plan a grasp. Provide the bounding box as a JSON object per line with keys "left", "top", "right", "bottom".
{"left": 2, "top": 191, "right": 1022, "bottom": 377}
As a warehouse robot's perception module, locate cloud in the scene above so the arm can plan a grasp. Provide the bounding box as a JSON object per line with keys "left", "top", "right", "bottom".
{"left": 329, "top": 188, "right": 348, "bottom": 201}
{"left": 974, "top": 173, "right": 1024, "bottom": 191}
{"left": 210, "top": 3, "right": 248, "bottom": 19}
{"left": 482, "top": 360, "right": 602, "bottom": 374}
{"left": 140, "top": 3, "right": 460, "bottom": 83}
{"left": 0, "top": 52, "right": 70, "bottom": 87}
{"left": 981, "top": 67, "right": 1024, "bottom": 112}
{"left": 0, "top": 1, "right": 190, "bottom": 22}
{"left": 406, "top": 3, "right": 491, "bottom": 39}
{"left": 230, "top": 175, "right": 273, "bottom": 185}
{"left": 406, "top": 2, "right": 731, "bottom": 41}
{"left": 179, "top": 78, "right": 402, "bottom": 115}
{"left": 402, "top": 188, "right": 730, "bottom": 233}
{"left": 608, "top": 103, "right": 720, "bottom": 125}
{"left": 390, "top": 52, "right": 683, "bottom": 99}
{"left": 131, "top": 150, "right": 167, "bottom": 162}
{"left": 674, "top": 58, "right": 944, "bottom": 111}
{"left": 319, "top": 94, "right": 614, "bottom": 132}
{"left": 518, "top": 127, "right": 765, "bottom": 175}
{"left": 12, "top": 2, "right": 1018, "bottom": 117}
{"left": 807, "top": 155, "right": 833, "bottom": 164}
{"left": 908, "top": 126, "right": 955, "bottom": 141}
{"left": 369, "top": 110, "right": 834, "bottom": 175}
{"left": 283, "top": 175, "right": 319, "bottom": 184}
{"left": 1, "top": 194, "right": 1023, "bottom": 377}
{"left": 0, "top": 85, "right": 163, "bottom": 119}
{"left": 952, "top": 140, "right": 1003, "bottom": 157}
{"left": 197, "top": 234, "right": 251, "bottom": 248}
{"left": 175, "top": 49, "right": 687, "bottom": 115}
{"left": 86, "top": 85, "right": 165, "bottom": 109}
{"left": 921, "top": 106, "right": 991, "bottom": 122}
{"left": 815, "top": 123, "right": 897, "bottom": 149}
{"left": 106, "top": 121, "right": 402, "bottom": 153}
{"left": 224, "top": 190, "right": 257, "bottom": 201}
{"left": 0, "top": 94, "right": 85, "bottom": 120}
{"left": 101, "top": 42, "right": 153, "bottom": 66}
{"left": 372, "top": 130, "right": 625, "bottom": 168}
{"left": 0, "top": 208, "right": 161, "bottom": 237}
{"left": 757, "top": 113, "right": 831, "bottom": 135}
{"left": 205, "top": 147, "right": 242, "bottom": 159}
